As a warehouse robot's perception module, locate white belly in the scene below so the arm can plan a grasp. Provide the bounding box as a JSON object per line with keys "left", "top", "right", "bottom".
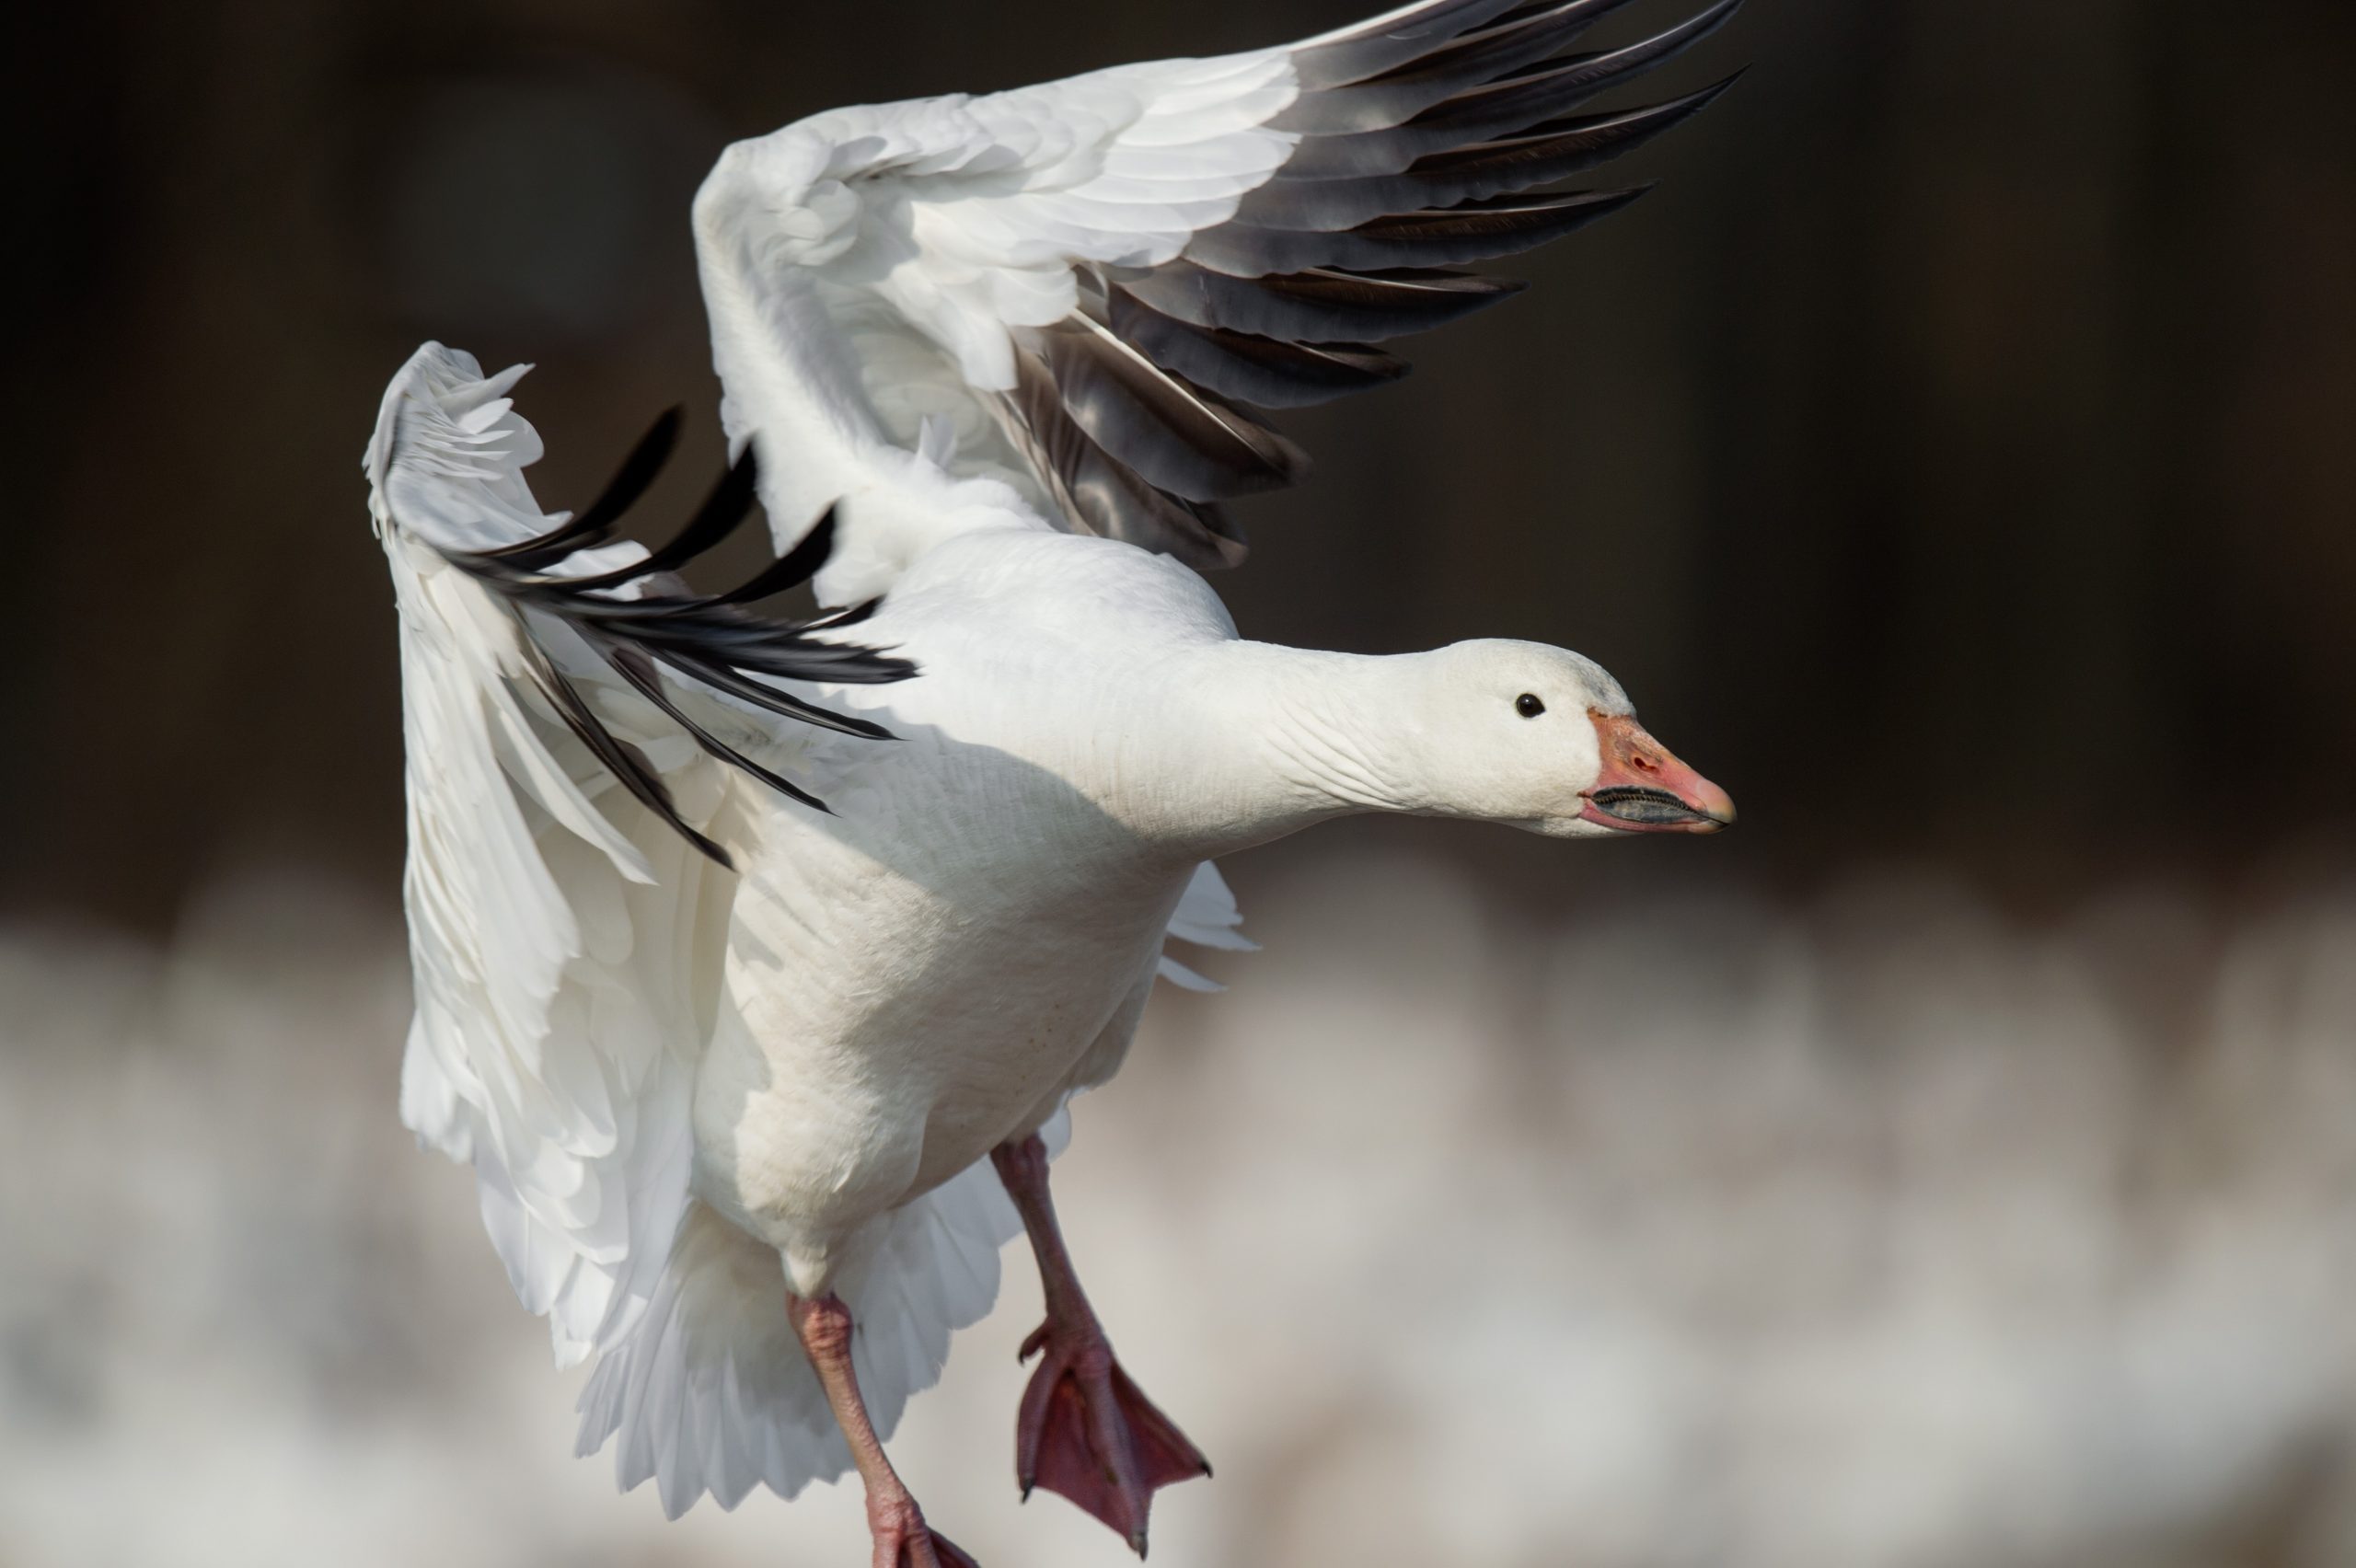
{"left": 686, "top": 746, "right": 1187, "bottom": 1289}
{"left": 674, "top": 525, "right": 1247, "bottom": 1289}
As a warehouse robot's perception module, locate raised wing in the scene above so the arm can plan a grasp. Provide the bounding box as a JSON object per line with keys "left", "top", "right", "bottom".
{"left": 366, "top": 342, "right": 902, "bottom": 1365}
{"left": 694, "top": 0, "right": 1739, "bottom": 602}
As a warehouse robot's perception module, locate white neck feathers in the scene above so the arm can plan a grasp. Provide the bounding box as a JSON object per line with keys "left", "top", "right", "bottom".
{"left": 1121, "top": 642, "right": 1446, "bottom": 858}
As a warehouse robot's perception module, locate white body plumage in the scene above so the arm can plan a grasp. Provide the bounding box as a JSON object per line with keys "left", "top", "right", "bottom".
{"left": 690, "top": 533, "right": 1248, "bottom": 1297}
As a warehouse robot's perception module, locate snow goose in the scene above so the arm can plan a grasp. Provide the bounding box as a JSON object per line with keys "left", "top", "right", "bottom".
{"left": 368, "top": 1, "right": 1739, "bottom": 1562}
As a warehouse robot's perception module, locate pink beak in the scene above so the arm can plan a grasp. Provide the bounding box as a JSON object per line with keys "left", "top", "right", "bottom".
{"left": 1577, "top": 710, "right": 1736, "bottom": 835}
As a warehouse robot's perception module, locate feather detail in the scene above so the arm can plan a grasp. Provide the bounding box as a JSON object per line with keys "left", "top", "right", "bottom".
{"left": 1271, "top": 0, "right": 1653, "bottom": 135}
{"left": 1121, "top": 260, "right": 1525, "bottom": 343}
{"left": 999, "top": 351, "right": 1251, "bottom": 569}
{"left": 1021, "top": 315, "right": 1309, "bottom": 502}
{"left": 1239, "top": 76, "right": 1739, "bottom": 231}
{"left": 444, "top": 416, "right": 915, "bottom": 837}
{"left": 1109, "top": 287, "right": 1410, "bottom": 409}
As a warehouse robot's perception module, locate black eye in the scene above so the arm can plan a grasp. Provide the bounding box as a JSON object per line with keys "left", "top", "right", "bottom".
{"left": 1515, "top": 693, "right": 1546, "bottom": 719}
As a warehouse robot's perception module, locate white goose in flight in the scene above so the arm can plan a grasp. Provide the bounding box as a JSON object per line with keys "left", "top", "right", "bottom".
{"left": 367, "top": 0, "right": 1739, "bottom": 1562}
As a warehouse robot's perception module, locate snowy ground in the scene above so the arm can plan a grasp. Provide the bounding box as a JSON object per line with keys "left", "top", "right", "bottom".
{"left": 4, "top": 851, "right": 2353, "bottom": 1568}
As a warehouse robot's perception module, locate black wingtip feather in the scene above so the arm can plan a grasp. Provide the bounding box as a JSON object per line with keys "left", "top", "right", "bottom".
{"left": 480, "top": 407, "right": 682, "bottom": 566}
{"left": 1274, "top": 0, "right": 1656, "bottom": 136}
{"left": 1408, "top": 71, "right": 1745, "bottom": 185}
{"left": 522, "top": 642, "right": 733, "bottom": 867}
{"left": 601, "top": 644, "right": 837, "bottom": 814}
{"left": 1031, "top": 318, "right": 1310, "bottom": 501}
{"left": 1002, "top": 349, "right": 1255, "bottom": 570}
{"left": 717, "top": 507, "right": 838, "bottom": 605}
{"left": 805, "top": 594, "right": 885, "bottom": 630}
{"left": 1121, "top": 261, "right": 1526, "bottom": 344}
{"left": 445, "top": 420, "right": 911, "bottom": 842}
{"left": 1005, "top": 0, "right": 1737, "bottom": 576}
{"left": 1110, "top": 287, "right": 1413, "bottom": 409}
{"left": 1291, "top": 0, "right": 1530, "bottom": 90}
{"left": 1193, "top": 185, "right": 1652, "bottom": 274}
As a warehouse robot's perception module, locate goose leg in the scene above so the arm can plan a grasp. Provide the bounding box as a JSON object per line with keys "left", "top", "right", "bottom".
{"left": 990, "top": 1134, "right": 1210, "bottom": 1557}
{"left": 788, "top": 1292, "right": 980, "bottom": 1568}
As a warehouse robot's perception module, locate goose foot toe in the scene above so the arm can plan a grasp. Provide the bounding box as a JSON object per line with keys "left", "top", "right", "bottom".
{"left": 895, "top": 1528, "right": 979, "bottom": 1568}
{"left": 865, "top": 1487, "right": 977, "bottom": 1568}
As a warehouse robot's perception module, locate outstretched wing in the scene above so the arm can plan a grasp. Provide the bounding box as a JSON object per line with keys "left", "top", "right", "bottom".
{"left": 365, "top": 342, "right": 905, "bottom": 1364}
{"left": 694, "top": 0, "right": 1739, "bottom": 602}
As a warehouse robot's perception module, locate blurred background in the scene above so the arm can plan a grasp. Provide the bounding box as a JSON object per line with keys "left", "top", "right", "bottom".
{"left": 5, "top": 0, "right": 2353, "bottom": 1563}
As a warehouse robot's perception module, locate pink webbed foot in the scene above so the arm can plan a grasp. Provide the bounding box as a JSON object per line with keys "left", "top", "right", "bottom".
{"left": 1015, "top": 1318, "right": 1210, "bottom": 1556}
{"left": 866, "top": 1490, "right": 980, "bottom": 1568}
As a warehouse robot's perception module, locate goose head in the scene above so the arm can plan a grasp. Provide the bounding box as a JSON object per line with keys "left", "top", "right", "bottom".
{"left": 1377, "top": 640, "right": 1735, "bottom": 839}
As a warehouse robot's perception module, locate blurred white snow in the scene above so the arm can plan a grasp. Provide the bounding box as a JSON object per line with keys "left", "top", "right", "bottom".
{"left": 3, "top": 852, "right": 2352, "bottom": 1568}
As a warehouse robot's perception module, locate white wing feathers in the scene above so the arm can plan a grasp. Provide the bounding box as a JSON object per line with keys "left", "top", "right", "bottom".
{"left": 370, "top": 342, "right": 737, "bottom": 1366}
{"left": 692, "top": 45, "right": 1300, "bottom": 595}
{"left": 692, "top": 0, "right": 1740, "bottom": 601}
{"left": 690, "top": 51, "right": 1300, "bottom": 603}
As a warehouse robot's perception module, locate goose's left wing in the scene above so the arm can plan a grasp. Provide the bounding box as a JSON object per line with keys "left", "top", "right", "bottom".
{"left": 366, "top": 343, "right": 908, "bottom": 1367}
{"left": 696, "top": 0, "right": 1740, "bottom": 602}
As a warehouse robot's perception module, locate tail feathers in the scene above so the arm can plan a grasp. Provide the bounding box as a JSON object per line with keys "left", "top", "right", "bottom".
{"left": 1158, "top": 859, "right": 1257, "bottom": 992}
{"left": 577, "top": 1108, "right": 1068, "bottom": 1517}
{"left": 575, "top": 1200, "right": 842, "bottom": 1516}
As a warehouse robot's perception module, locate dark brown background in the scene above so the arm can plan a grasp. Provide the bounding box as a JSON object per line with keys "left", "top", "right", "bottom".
{"left": 9, "top": 0, "right": 2352, "bottom": 927}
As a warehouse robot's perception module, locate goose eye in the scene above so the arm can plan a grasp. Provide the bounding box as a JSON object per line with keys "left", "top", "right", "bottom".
{"left": 1515, "top": 693, "right": 1546, "bottom": 719}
